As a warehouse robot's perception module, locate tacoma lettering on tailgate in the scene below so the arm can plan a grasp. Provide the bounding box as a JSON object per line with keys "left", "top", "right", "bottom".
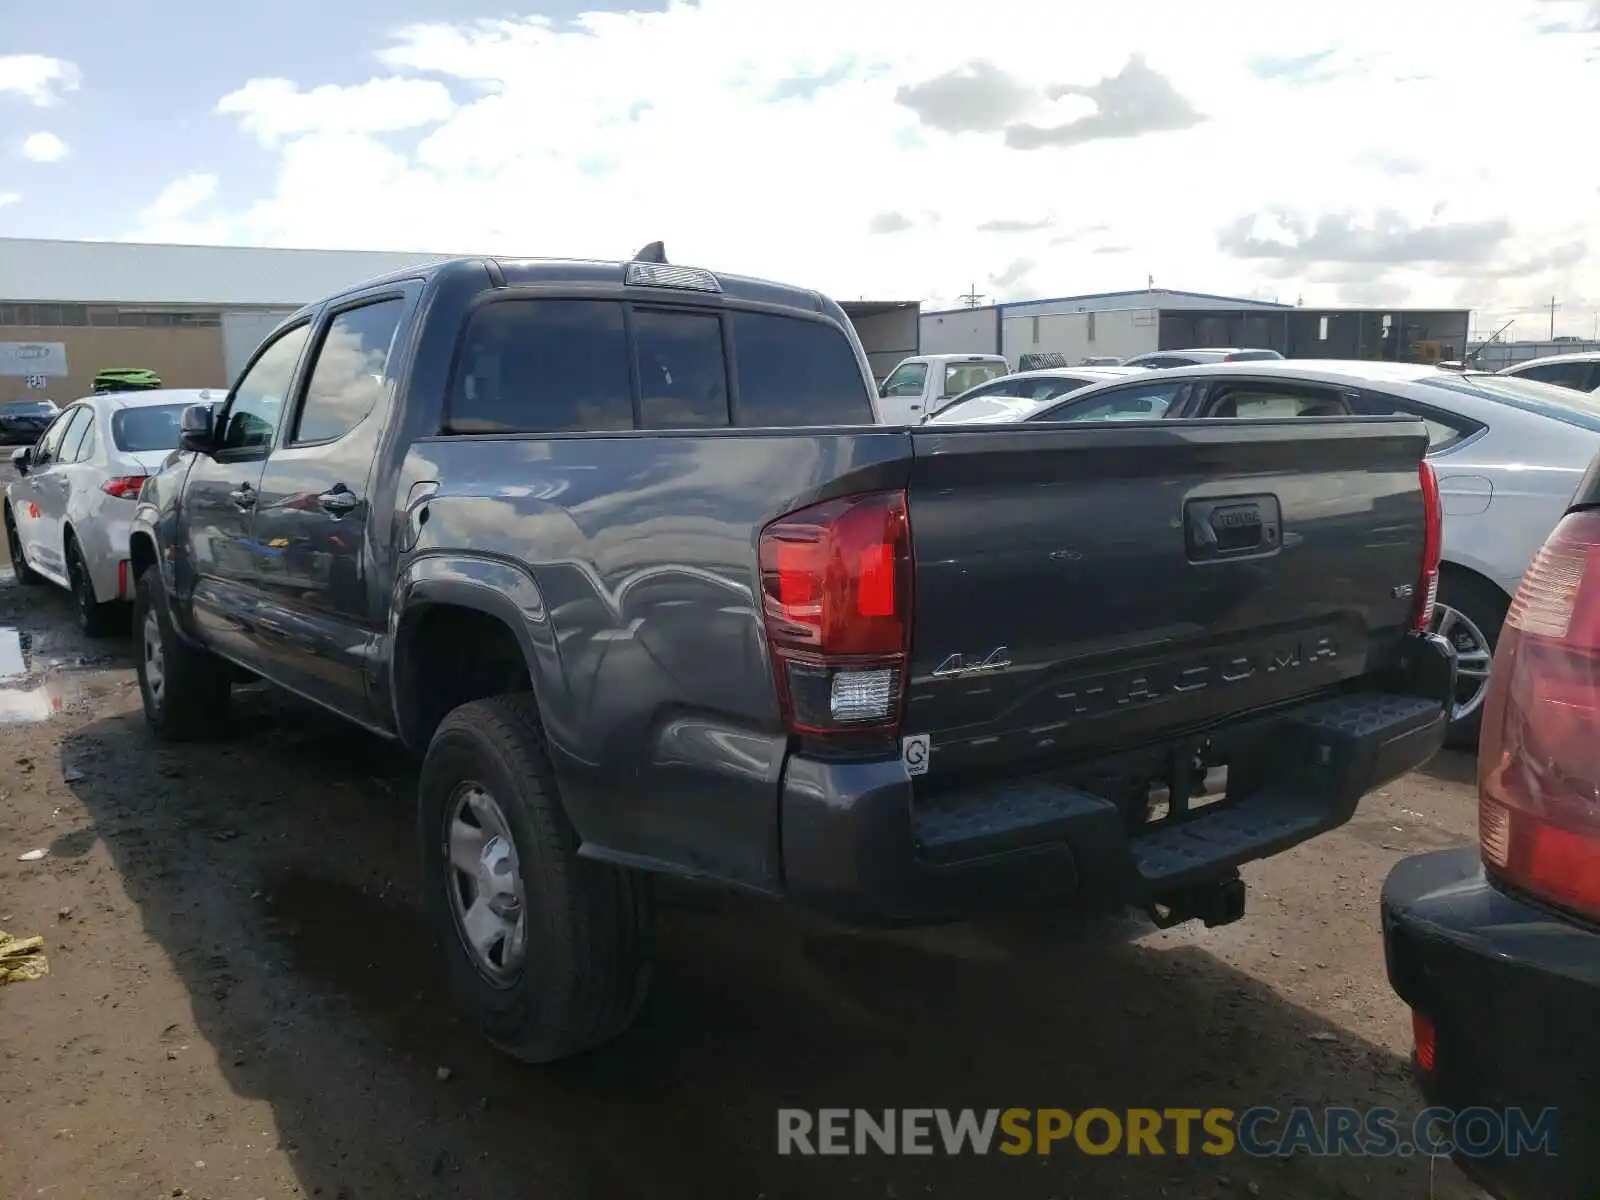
{"left": 1054, "top": 634, "right": 1341, "bottom": 719}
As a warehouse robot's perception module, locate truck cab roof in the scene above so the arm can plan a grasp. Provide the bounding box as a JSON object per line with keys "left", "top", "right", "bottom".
{"left": 289, "top": 254, "right": 848, "bottom": 326}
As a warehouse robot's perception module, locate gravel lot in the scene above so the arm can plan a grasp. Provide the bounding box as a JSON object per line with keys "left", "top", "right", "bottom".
{"left": 0, "top": 460, "right": 1482, "bottom": 1200}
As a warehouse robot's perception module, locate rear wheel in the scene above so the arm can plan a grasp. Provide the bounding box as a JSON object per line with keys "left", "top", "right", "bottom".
{"left": 133, "top": 564, "right": 232, "bottom": 740}
{"left": 1433, "top": 572, "right": 1508, "bottom": 751}
{"left": 419, "top": 693, "right": 653, "bottom": 1062}
{"left": 3, "top": 504, "right": 40, "bottom": 586}
{"left": 65, "top": 536, "right": 123, "bottom": 637}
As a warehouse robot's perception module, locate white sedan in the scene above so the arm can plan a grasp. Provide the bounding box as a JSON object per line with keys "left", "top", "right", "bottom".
{"left": 925, "top": 365, "right": 1144, "bottom": 423}
{"left": 5, "top": 388, "right": 219, "bottom": 635}
{"left": 929, "top": 359, "right": 1600, "bottom": 747}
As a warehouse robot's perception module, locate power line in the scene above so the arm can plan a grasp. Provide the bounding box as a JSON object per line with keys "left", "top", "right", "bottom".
{"left": 958, "top": 283, "right": 987, "bottom": 309}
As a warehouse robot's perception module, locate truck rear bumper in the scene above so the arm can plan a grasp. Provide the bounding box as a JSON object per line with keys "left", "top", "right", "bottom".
{"left": 779, "top": 632, "right": 1453, "bottom": 924}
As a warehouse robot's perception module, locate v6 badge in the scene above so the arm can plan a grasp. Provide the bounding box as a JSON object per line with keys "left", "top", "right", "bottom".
{"left": 901, "top": 734, "right": 931, "bottom": 777}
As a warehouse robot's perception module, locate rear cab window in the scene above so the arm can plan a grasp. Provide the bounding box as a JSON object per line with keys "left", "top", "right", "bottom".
{"left": 113, "top": 403, "right": 191, "bottom": 452}
{"left": 447, "top": 298, "right": 873, "bottom": 433}
{"left": 943, "top": 361, "right": 1007, "bottom": 397}
{"left": 635, "top": 309, "right": 729, "bottom": 428}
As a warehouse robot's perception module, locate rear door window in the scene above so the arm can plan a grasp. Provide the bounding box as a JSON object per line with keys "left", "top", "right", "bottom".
{"left": 448, "top": 300, "right": 633, "bottom": 433}
{"left": 1200, "top": 383, "right": 1353, "bottom": 418}
{"left": 634, "top": 309, "right": 729, "bottom": 429}
{"left": 293, "top": 298, "right": 405, "bottom": 444}
{"left": 35, "top": 407, "right": 81, "bottom": 465}
{"left": 62, "top": 409, "right": 96, "bottom": 463}
{"left": 1031, "top": 380, "right": 1186, "bottom": 422}
{"left": 1353, "top": 395, "right": 1482, "bottom": 454}
{"left": 729, "top": 310, "right": 872, "bottom": 427}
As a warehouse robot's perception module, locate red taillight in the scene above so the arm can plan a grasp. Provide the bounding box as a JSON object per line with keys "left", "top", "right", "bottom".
{"left": 1414, "top": 460, "right": 1442, "bottom": 630}
{"left": 759, "top": 490, "right": 911, "bottom": 739}
{"left": 1478, "top": 508, "right": 1600, "bottom": 922}
{"left": 1411, "top": 1009, "right": 1436, "bottom": 1074}
{"left": 101, "top": 475, "right": 148, "bottom": 500}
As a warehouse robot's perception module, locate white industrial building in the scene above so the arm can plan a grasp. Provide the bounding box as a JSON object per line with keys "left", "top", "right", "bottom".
{"left": 0, "top": 237, "right": 920, "bottom": 399}
{"left": 922, "top": 288, "right": 1472, "bottom": 367}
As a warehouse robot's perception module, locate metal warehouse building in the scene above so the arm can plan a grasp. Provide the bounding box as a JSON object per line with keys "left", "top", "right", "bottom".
{"left": 922, "top": 288, "right": 1472, "bottom": 367}
{"left": 0, "top": 237, "right": 920, "bottom": 402}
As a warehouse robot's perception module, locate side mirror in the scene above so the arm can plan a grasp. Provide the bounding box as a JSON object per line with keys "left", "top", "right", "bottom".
{"left": 10, "top": 446, "right": 29, "bottom": 475}
{"left": 178, "top": 403, "right": 216, "bottom": 454}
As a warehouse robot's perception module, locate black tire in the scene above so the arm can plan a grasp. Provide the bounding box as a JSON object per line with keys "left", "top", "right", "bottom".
{"left": 132, "top": 563, "right": 232, "bottom": 740}
{"left": 1436, "top": 571, "right": 1509, "bottom": 752}
{"left": 3, "top": 503, "right": 41, "bottom": 586}
{"left": 419, "top": 693, "right": 653, "bottom": 1062}
{"left": 65, "top": 534, "right": 123, "bottom": 637}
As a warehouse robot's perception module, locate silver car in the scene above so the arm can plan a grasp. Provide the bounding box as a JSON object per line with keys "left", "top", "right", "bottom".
{"left": 925, "top": 366, "right": 1143, "bottom": 423}
{"left": 5, "top": 388, "right": 220, "bottom": 635}
{"left": 1496, "top": 351, "right": 1600, "bottom": 393}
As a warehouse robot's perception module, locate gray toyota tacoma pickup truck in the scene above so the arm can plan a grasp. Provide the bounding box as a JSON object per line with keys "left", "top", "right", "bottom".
{"left": 129, "top": 246, "right": 1456, "bottom": 1060}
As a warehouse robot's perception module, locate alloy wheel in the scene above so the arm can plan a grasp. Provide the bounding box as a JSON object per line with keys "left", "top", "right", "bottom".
{"left": 1430, "top": 602, "right": 1492, "bottom": 723}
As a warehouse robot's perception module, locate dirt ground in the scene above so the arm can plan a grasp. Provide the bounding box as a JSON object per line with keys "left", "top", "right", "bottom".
{"left": 0, "top": 461, "right": 1483, "bottom": 1200}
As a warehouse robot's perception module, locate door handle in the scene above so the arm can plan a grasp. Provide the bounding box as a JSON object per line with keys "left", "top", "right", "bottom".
{"left": 229, "top": 485, "right": 256, "bottom": 511}
{"left": 318, "top": 489, "right": 359, "bottom": 516}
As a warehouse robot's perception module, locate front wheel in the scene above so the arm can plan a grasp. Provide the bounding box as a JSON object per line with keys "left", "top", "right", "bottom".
{"left": 3, "top": 504, "right": 40, "bottom": 586}
{"left": 419, "top": 693, "right": 653, "bottom": 1062}
{"left": 132, "top": 564, "right": 232, "bottom": 740}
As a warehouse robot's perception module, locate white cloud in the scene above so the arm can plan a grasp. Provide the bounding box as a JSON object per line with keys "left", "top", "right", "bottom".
{"left": 126, "top": 0, "right": 1600, "bottom": 334}
{"left": 144, "top": 172, "right": 220, "bottom": 222}
{"left": 20, "top": 131, "right": 69, "bottom": 163}
{"left": 0, "top": 55, "right": 82, "bottom": 107}
{"left": 0, "top": 192, "right": 19, "bottom": 209}
{"left": 216, "top": 76, "right": 457, "bottom": 148}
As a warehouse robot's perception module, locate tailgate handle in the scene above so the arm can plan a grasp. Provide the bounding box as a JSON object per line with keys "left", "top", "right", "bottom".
{"left": 1186, "top": 495, "right": 1281, "bottom": 562}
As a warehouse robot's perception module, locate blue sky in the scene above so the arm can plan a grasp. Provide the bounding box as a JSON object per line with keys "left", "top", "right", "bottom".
{"left": 2, "top": 0, "right": 1598, "bottom": 328}
{"left": 0, "top": 0, "right": 653, "bottom": 241}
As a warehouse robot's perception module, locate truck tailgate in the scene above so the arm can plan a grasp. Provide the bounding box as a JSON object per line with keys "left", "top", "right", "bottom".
{"left": 903, "top": 418, "right": 1430, "bottom": 774}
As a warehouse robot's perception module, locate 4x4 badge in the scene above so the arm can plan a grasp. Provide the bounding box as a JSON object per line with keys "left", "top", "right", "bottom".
{"left": 932, "top": 646, "right": 1011, "bottom": 678}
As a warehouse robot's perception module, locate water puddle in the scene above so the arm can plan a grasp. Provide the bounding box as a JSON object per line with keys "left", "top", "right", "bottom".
{"left": 0, "top": 625, "right": 102, "bottom": 726}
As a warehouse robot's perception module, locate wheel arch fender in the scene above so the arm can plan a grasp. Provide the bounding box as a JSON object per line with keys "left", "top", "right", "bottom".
{"left": 1438, "top": 556, "right": 1513, "bottom": 605}
{"left": 388, "top": 553, "right": 566, "bottom": 754}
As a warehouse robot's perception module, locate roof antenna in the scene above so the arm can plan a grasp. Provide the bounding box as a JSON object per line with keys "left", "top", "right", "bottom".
{"left": 632, "top": 241, "right": 667, "bottom": 264}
